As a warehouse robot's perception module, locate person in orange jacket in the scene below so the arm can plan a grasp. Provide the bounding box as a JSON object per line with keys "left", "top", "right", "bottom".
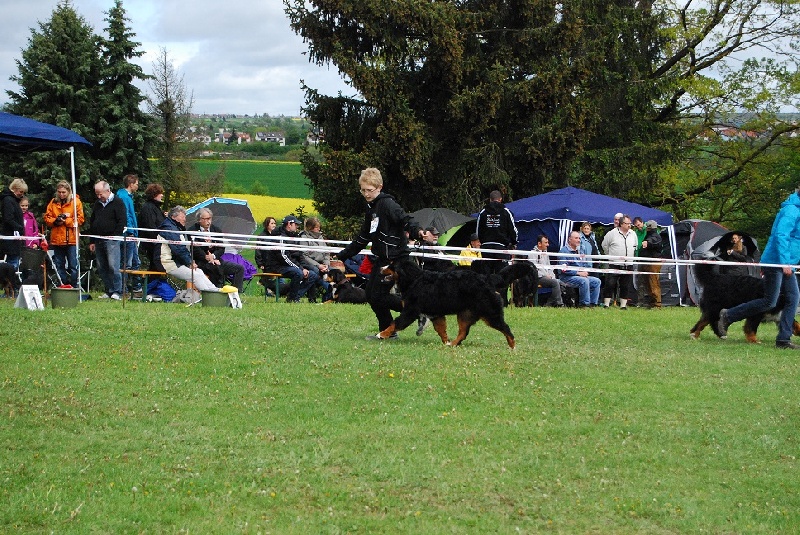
{"left": 44, "top": 180, "right": 84, "bottom": 287}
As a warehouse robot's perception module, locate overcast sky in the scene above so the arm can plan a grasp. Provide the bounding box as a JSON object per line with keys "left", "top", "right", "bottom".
{"left": 1, "top": 1, "right": 354, "bottom": 116}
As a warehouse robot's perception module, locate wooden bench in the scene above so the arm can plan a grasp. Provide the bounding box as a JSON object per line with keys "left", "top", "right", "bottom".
{"left": 120, "top": 269, "right": 195, "bottom": 304}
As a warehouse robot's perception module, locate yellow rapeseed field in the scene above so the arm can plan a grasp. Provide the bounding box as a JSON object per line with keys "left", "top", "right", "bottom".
{"left": 223, "top": 194, "right": 316, "bottom": 227}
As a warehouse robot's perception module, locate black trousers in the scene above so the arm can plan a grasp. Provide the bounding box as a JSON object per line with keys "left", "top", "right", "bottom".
{"left": 366, "top": 259, "right": 403, "bottom": 331}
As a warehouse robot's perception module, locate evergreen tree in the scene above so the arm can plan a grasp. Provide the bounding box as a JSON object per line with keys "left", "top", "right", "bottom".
{"left": 286, "top": 0, "right": 800, "bottom": 223}
{"left": 3, "top": 0, "right": 102, "bottom": 207}
{"left": 96, "top": 0, "right": 152, "bottom": 182}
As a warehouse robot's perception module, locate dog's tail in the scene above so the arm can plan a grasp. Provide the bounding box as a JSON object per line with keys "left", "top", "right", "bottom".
{"left": 497, "top": 262, "right": 537, "bottom": 286}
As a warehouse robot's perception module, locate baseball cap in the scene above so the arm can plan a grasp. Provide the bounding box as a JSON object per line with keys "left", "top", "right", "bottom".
{"left": 425, "top": 226, "right": 439, "bottom": 236}
{"left": 646, "top": 220, "right": 658, "bottom": 230}
{"left": 469, "top": 233, "right": 479, "bottom": 242}
{"left": 283, "top": 215, "right": 300, "bottom": 226}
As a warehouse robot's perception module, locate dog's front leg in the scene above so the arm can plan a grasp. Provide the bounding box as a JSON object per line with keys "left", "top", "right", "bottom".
{"left": 430, "top": 317, "right": 450, "bottom": 345}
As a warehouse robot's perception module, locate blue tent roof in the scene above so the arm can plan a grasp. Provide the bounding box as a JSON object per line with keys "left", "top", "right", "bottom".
{"left": 0, "top": 111, "right": 91, "bottom": 152}
{"left": 505, "top": 186, "right": 673, "bottom": 226}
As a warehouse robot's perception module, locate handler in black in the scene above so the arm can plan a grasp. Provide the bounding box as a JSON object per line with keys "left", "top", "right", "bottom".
{"left": 336, "top": 167, "right": 423, "bottom": 340}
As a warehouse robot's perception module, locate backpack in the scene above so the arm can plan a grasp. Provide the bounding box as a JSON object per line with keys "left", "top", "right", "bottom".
{"left": 147, "top": 278, "right": 176, "bottom": 302}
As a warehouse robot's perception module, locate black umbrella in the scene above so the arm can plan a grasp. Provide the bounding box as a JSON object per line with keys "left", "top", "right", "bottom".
{"left": 409, "top": 208, "right": 474, "bottom": 236}
{"left": 185, "top": 197, "right": 256, "bottom": 252}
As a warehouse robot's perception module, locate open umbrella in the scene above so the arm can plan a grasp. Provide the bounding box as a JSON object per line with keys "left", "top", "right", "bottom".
{"left": 185, "top": 197, "right": 256, "bottom": 252}
{"left": 410, "top": 208, "right": 474, "bottom": 238}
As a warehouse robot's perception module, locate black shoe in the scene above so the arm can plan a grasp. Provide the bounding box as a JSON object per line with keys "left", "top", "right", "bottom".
{"left": 776, "top": 340, "right": 800, "bottom": 350}
{"left": 717, "top": 309, "right": 731, "bottom": 339}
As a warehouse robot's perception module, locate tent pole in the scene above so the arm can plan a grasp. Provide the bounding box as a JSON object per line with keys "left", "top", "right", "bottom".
{"left": 69, "top": 146, "right": 82, "bottom": 297}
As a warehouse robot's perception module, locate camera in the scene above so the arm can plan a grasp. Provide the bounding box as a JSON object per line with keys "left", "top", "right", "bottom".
{"left": 54, "top": 213, "right": 67, "bottom": 226}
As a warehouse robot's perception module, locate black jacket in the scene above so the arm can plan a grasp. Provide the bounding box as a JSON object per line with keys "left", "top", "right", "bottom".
{"left": 89, "top": 194, "right": 126, "bottom": 242}
{"left": 476, "top": 201, "right": 518, "bottom": 248}
{"left": 189, "top": 222, "right": 224, "bottom": 265}
{"left": 0, "top": 186, "right": 24, "bottom": 257}
{"left": 337, "top": 192, "right": 420, "bottom": 263}
{"left": 261, "top": 226, "right": 311, "bottom": 272}
{"left": 639, "top": 228, "right": 663, "bottom": 258}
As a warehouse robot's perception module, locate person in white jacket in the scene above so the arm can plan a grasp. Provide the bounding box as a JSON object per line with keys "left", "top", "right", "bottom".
{"left": 527, "top": 235, "right": 564, "bottom": 307}
{"left": 600, "top": 214, "right": 637, "bottom": 309}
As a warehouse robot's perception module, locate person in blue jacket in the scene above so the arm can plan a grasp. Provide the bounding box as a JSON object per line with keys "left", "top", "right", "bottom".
{"left": 559, "top": 231, "right": 601, "bottom": 308}
{"left": 718, "top": 187, "right": 800, "bottom": 349}
{"left": 117, "top": 174, "right": 142, "bottom": 295}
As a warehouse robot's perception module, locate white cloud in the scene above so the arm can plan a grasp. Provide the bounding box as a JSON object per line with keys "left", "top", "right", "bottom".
{"left": 0, "top": 0, "right": 352, "bottom": 116}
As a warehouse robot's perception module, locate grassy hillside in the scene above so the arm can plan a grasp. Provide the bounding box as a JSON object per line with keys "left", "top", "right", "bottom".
{"left": 194, "top": 160, "right": 311, "bottom": 199}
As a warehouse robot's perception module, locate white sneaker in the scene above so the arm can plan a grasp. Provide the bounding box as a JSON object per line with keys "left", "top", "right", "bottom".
{"left": 110, "top": 293, "right": 121, "bottom": 301}
{"left": 97, "top": 293, "right": 110, "bottom": 299}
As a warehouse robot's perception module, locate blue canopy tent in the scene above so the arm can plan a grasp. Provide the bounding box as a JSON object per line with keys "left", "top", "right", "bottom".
{"left": 504, "top": 186, "right": 674, "bottom": 251}
{"left": 500, "top": 187, "right": 685, "bottom": 305}
{"left": 0, "top": 112, "right": 91, "bottom": 152}
{"left": 0, "top": 111, "right": 92, "bottom": 294}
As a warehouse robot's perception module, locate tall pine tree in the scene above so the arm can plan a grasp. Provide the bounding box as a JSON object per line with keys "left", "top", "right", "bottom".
{"left": 96, "top": 0, "right": 152, "bottom": 181}
{"left": 4, "top": 0, "right": 102, "bottom": 207}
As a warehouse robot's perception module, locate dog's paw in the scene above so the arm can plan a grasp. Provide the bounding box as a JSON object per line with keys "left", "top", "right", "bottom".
{"left": 689, "top": 332, "right": 698, "bottom": 340}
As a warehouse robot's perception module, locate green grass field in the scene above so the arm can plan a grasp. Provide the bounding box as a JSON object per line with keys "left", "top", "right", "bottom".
{"left": 195, "top": 160, "right": 311, "bottom": 199}
{"left": 2, "top": 299, "right": 798, "bottom": 533}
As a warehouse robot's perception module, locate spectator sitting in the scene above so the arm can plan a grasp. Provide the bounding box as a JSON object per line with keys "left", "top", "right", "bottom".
{"left": 254, "top": 216, "right": 288, "bottom": 297}
{"left": 528, "top": 234, "right": 565, "bottom": 307}
{"left": 299, "top": 216, "right": 332, "bottom": 301}
{"left": 459, "top": 233, "right": 482, "bottom": 266}
{"left": 259, "top": 215, "right": 320, "bottom": 303}
{"left": 559, "top": 231, "right": 601, "bottom": 308}
{"left": 156, "top": 206, "right": 218, "bottom": 292}
{"left": 189, "top": 208, "right": 245, "bottom": 292}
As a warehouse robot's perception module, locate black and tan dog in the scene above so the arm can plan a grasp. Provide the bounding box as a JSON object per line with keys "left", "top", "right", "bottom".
{"left": 376, "top": 259, "right": 534, "bottom": 348}
{"left": 328, "top": 268, "right": 367, "bottom": 304}
{"left": 690, "top": 262, "right": 800, "bottom": 343}
{"left": 0, "top": 262, "right": 19, "bottom": 298}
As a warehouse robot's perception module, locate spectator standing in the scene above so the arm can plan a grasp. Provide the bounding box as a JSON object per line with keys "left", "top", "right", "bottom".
{"left": 632, "top": 216, "right": 648, "bottom": 305}
{"left": 719, "top": 187, "right": 800, "bottom": 349}
{"left": 721, "top": 233, "right": 750, "bottom": 276}
{"left": 475, "top": 190, "right": 518, "bottom": 275}
{"left": 117, "top": 174, "right": 142, "bottom": 296}
{"left": 336, "top": 167, "right": 423, "bottom": 339}
{"left": 528, "top": 235, "right": 565, "bottom": 307}
{"left": 0, "top": 178, "right": 28, "bottom": 269}
{"left": 600, "top": 214, "right": 637, "bottom": 309}
{"left": 44, "top": 181, "right": 84, "bottom": 287}
{"left": 88, "top": 180, "right": 126, "bottom": 299}
{"left": 579, "top": 222, "right": 599, "bottom": 267}
{"left": 559, "top": 231, "right": 601, "bottom": 308}
{"left": 639, "top": 220, "right": 664, "bottom": 309}
{"left": 19, "top": 196, "right": 43, "bottom": 249}
{"left": 138, "top": 183, "right": 166, "bottom": 270}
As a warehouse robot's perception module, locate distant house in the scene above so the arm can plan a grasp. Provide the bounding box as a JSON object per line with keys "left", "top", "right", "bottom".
{"left": 255, "top": 131, "right": 285, "bottom": 146}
